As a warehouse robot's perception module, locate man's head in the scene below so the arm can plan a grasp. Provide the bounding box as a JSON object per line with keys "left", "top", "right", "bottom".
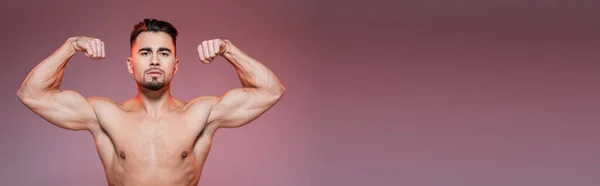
{"left": 127, "top": 18, "right": 179, "bottom": 91}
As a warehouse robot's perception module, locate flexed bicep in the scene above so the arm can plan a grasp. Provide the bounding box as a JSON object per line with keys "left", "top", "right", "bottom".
{"left": 192, "top": 39, "right": 285, "bottom": 128}
{"left": 207, "top": 88, "right": 283, "bottom": 128}
{"left": 17, "top": 36, "right": 106, "bottom": 131}
{"left": 19, "top": 90, "right": 99, "bottom": 131}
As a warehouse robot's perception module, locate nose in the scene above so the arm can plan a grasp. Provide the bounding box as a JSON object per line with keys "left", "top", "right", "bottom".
{"left": 150, "top": 56, "right": 160, "bottom": 67}
{"left": 150, "top": 61, "right": 160, "bottom": 67}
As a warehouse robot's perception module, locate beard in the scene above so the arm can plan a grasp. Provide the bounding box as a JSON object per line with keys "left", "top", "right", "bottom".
{"left": 140, "top": 76, "right": 165, "bottom": 91}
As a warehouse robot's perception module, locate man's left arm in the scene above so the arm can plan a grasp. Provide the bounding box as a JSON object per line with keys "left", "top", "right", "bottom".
{"left": 196, "top": 39, "right": 285, "bottom": 128}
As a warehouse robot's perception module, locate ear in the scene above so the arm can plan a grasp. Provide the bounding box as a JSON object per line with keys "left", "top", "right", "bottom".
{"left": 126, "top": 57, "right": 134, "bottom": 74}
{"left": 174, "top": 58, "right": 179, "bottom": 74}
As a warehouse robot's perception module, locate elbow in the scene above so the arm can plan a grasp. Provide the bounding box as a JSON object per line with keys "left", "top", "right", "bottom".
{"left": 16, "top": 89, "right": 28, "bottom": 102}
{"left": 262, "top": 85, "right": 285, "bottom": 103}
{"left": 16, "top": 84, "right": 32, "bottom": 100}
{"left": 272, "top": 86, "right": 285, "bottom": 103}
{"left": 16, "top": 88, "right": 42, "bottom": 106}
{"left": 273, "top": 84, "right": 285, "bottom": 98}
{"left": 278, "top": 86, "right": 286, "bottom": 97}
{"left": 256, "top": 82, "right": 285, "bottom": 101}
{"left": 16, "top": 90, "right": 34, "bottom": 105}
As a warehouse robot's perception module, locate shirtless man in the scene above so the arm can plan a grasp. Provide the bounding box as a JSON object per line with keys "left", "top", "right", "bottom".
{"left": 16, "top": 19, "right": 285, "bottom": 186}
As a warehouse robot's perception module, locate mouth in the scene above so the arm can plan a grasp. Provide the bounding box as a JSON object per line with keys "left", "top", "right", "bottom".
{"left": 146, "top": 69, "right": 164, "bottom": 75}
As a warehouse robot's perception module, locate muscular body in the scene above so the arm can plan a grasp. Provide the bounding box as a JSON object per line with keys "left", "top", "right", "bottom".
{"left": 17, "top": 30, "right": 285, "bottom": 186}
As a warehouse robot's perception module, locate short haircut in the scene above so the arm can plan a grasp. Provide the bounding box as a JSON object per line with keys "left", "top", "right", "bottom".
{"left": 130, "top": 18, "right": 178, "bottom": 48}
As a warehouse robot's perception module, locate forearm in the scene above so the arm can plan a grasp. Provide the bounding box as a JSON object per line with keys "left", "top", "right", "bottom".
{"left": 17, "top": 38, "right": 77, "bottom": 98}
{"left": 221, "top": 41, "right": 285, "bottom": 94}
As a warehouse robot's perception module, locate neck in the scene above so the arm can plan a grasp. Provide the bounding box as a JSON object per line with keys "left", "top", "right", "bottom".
{"left": 135, "top": 85, "right": 175, "bottom": 117}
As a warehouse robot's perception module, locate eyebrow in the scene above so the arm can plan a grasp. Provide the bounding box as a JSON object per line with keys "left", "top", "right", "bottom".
{"left": 138, "top": 47, "right": 172, "bottom": 53}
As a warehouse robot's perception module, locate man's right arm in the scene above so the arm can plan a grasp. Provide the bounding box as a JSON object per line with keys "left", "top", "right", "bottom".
{"left": 16, "top": 36, "right": 105, "bottom": 131}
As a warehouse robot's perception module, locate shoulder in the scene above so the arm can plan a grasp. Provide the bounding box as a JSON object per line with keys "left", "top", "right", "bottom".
{"left": 87, "top": 97, "right": 119, "bottom": 106}
{"left": 185, "top": 96, "right": 219, "bottom": 109}
{"left": 181, "top": 96, "right": 219, "bottom": 116}
{"left": 82, "top": 97, "right": 123, "bottom": 127}
{"left": 86, "top": 97, "right": 126, "bottom": 112}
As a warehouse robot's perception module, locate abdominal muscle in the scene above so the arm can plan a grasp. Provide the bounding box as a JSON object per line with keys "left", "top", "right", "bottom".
{"left": 108, "top": 157, "right": 201, "bottom": 186}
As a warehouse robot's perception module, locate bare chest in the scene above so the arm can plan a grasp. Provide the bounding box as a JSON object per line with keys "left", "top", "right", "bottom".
{"left": 103, "top": 113, "right": 206, "bottom": 164}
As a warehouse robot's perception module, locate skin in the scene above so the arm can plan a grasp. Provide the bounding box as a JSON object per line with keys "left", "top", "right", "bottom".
{"left": 16, "top": 31, "right": 285, "bottom": 186}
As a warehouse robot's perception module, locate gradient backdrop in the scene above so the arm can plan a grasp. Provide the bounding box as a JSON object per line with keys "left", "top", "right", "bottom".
{"left": 1, "top": 0, "right": 599, "bottom": 186}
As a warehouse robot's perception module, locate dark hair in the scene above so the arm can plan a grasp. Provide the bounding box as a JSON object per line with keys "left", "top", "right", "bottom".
{"left": 130, "top": 18, "right": 178, "bottom": 47}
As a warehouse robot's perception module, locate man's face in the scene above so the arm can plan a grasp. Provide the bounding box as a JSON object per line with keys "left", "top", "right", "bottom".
{"left": 127, "top": 31, "right": 178, "bottom": 91}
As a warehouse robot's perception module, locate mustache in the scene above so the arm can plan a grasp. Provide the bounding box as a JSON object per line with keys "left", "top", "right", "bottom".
{"left": 145, "top": 68, "right": 165, "bottom": 73}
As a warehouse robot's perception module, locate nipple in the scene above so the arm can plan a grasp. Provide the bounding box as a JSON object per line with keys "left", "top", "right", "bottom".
{"left": 181, "top": 151, "right": 188, "bottom": 159}
{"left": 119, "top": 151, "right": 126, "bottom": 159}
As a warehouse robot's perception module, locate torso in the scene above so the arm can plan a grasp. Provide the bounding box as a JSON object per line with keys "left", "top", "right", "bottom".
{"left": 87, "top": 97, "right": 218, "bottom": 186}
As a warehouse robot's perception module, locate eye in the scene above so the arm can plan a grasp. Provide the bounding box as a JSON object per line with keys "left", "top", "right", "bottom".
{"left": 160, "top": 52, "right": 170, "bottom": 57}
{"left": 140, "top": 52, "right": 149, "bottom": 56}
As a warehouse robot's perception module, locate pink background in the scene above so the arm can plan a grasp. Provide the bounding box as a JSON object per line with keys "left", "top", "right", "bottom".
{"left": 2, "top": 0, "right": 600, "bottom": 186}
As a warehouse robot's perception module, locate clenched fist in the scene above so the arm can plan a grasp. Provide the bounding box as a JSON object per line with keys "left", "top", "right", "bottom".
{"left": 70, "top": 36, "right": 105, "bottom": 59}
{"left": 197, "top": 39, "right": 229, "bottom": 64}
